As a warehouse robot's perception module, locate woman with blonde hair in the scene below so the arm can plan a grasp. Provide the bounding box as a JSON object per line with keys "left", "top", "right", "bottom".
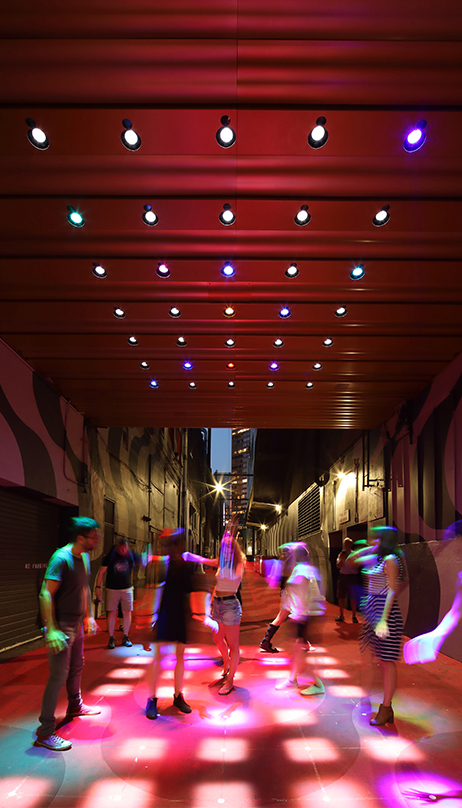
{"left": 211, "top": 517, "right": 246, "bottom": 695}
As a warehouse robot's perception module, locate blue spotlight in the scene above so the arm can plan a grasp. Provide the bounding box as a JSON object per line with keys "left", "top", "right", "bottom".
{"left": 404, "top": 120, "right": 427, "bottom": 152}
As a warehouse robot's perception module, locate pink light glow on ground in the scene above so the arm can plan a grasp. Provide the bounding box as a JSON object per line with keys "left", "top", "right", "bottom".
{"left": 107, "top": 668, "right": 144, "bottom": 679}
{"left": 80, "top": 778, "right": 153, "bottom": 808}
{"left": 1, "top": 778, "right": 52, "bottom": 807}
{"left": 328, "top": 685, "right": 364, "bottom": 698}
{"left": 282, "top": 737, "right": 339, "bottom": 762}
{"left": 116, "top": 737, "right": 168, "bottom": 760}
{"left": 273, "top": 708, "right": 317, "bottom": 724}
{"left": 318, "top": 668, "right": 349, "bottom": 679}
{"left": 363, "top": 736, "right": 423, "bottom": 761}
{"left": 197, "top": 737, "right": 249, "bottom": 762}
{"left": 193, "top": 781, "right": 254, "bottom": 805}
{"left": 293, "top": 777, "right": 371, "bottom": 803}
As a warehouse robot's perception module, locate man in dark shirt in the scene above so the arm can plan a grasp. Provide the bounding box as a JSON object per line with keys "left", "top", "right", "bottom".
{"left": 95, "top": 537, "right": 141, "bottom": 649}
{"left": 35, "top": 517, "right": 101, "bottom": 752}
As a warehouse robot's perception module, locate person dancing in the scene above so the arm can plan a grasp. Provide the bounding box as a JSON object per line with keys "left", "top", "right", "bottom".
{"left": 211, "top": 518, "right": 246, "bottom": 695}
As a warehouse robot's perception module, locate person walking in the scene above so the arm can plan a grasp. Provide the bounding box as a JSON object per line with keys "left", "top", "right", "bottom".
{"left": 335, "top": 538, "right": 359, "bottom": 623}
{"left": 35, "top": 517, "right": 101, "bottom": 751}
{"left": 95, "top": 536, "right": 141, "bottom": 649}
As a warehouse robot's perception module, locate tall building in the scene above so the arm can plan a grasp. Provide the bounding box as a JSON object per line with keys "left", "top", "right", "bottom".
{"left": 231, "top": 428, "right": 256, "bottom": 524}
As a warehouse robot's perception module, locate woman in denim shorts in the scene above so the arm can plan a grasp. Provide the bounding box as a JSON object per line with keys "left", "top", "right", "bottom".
{"left": 212, "top": 520, "right": 245, "bottom": 695}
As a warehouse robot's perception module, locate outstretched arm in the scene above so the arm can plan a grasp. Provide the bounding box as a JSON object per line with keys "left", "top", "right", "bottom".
{"left": 183, "top": 551, "right": 217, "bottom": 566}
{"left": 404, "top": 571, "right": 462, "bottom": 664}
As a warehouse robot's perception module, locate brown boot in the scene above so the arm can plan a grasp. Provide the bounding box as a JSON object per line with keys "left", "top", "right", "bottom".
{"left": 370, "top": 703, "right": 394, "bottom": 726}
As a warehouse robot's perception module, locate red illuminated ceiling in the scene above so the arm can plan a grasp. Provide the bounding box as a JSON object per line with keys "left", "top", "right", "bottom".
{"left": 1, "top": 1, "right": 462, "bottom": 428}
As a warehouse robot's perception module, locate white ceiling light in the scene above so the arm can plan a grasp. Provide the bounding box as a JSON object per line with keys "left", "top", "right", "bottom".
{"left": 121, "top": 118, "right": 141, "bottom": 151}
{"left": 216, "top": 115, "right": 236, "bottom": 148}
{"left": 26, "top": 117, "right": 49, "bottom": 150}
{"left": 308, "top": 116, "right": 328, "bottom": 149}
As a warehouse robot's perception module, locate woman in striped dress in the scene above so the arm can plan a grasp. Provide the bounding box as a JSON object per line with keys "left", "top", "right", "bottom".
{"left": 351, "top": 527, "right": 407, "bottom": 726}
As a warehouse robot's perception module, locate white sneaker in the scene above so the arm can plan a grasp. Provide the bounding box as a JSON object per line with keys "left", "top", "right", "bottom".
{"left": 275, "top": 678, "right": 298, "bottom": 691}
{"left": 35, "top": 733, "right": 72, "bottom": 751}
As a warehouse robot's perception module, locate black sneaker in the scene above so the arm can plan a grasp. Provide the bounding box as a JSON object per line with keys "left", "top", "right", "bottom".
{"left": 335, "top": 615, "right": 345, "bottom": 623}
{"left": 107, "top": 636, "right": 116, "bottom": 649}
{"left": 173, "top": 692, "right": 192, "bottom": 714}
{"left": 146, "top": 697, "right": 158, "bottom": 720}
{"left": 352, "top": 616, "right": 359, "bottom": 624}
{"left": 260, "top": 639, "right": 279, "bottom": 653}
{"left": 122, "top": 635, "right": 132, "bottom": 647}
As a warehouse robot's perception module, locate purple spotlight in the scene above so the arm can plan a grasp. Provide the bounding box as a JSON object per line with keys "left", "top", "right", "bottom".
{"left": 279, "top": 306, "right": 291, "bottom": 319}
{"left": 404, "top": 120, "right": 427, "bottom": 152}
{"left": 270, "top": 362, "right": 279, "bottom": 371}
{"left": 183, "top": 361, "right": 192, "bottom": 370}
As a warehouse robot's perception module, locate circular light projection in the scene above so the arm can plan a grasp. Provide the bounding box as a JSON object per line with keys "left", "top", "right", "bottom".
{"left": 140, "top": 361, "right": 149, "bottom": 369}
{"left": 295, "top": 205, "right": 311, "bottom": 226}
{"left": 183, "top": 361, "right": 193, "bottom": 370}
{"left": 323, "top": 338, "right": 333, "bottom": 347}
{"left": 216, "top": 115, "right": 236, "bottom": 148}
{"left": 335, "top": 305, "right": 347, "bottom": 317}
{"left": 150, "top": 379, "right": 158, "bottom": 388}
{"left": 308, "top": 116, "right": 328, "bottom": 149}
{"left": 67, "top": 206, "right": 84, "bottom": 227}
{"left": 373, "top": 205, "right": 390, "bottom": 227}
{"left": 306, "top": 381, "right": 314, "bottom": 388}
{"left": 177, "top": 336, "right": 187, "bottom": 346}
{"left": 350, "top": 265, "right": 365, "bottom": 280}
{"left": 92, "top": 263, "right": 106, "bottom": 278}
{"left": 225, "top": 338, "right": 235, "bottom": 347}
{"left": 228, "top": 381, "right": 235, "bottom": 388}
{"left": 285, "top": 263, "right": 299, "bottom": 278}
{"left": 26, "top": 118, "right": 49, "bottom": 150}
{"left": 189, "top": 382, "right": 197, "bottom": 389}
{"left": 404, "top": 120, "right": 427, "bottom": 152}
{"left": 267, "top": 381, "right": 274, "bottom": 389}
{"left": 279, "top": 307, "right": 291, "bottom": 319}
{"left": 113, "top": 307, "right": 126, "bottom": 319}
{"left": 221, "top": 262, "right": 235, "bottom": 277}
{"left": 227, "top": 362, "right": 235, "bottom": 369}
{"left": 157, "top": 262, "right": 170, "bottom": 278}
{"left": 128, "top": 336, "right": 138, "bottom": 345}
{"left": 274, "top": 338, "right": 284, "bottom": 347}
{"left": 121, "top": 119, "right": 141, "bottom": 151}
{"left": 270, "top": 362, "right": 279, "bottom": 371}
{"left": 142, "top": 205, "right": 158, "bottom": 226}
{"left": 169, "top": 306, "right": 181, "bottom": 318}
{"left": 219, "top": 204, "right": 236, "bottom": 226}
{"left": 223, "top": 306, "right": 235, "bottom": 317}
{"left": 313, "top": 362, "right": 322, "bottom": 370}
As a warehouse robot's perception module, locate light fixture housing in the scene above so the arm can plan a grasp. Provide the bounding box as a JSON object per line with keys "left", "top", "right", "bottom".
{"left": 113, "top": 307, "right": 126, "bottom": 319}
{"left": 26, "top": 117, "right": 49, "bottom": 150}
{"left": 228, "top": 381, "right": 235, "bottom": 388}
{"left": 335, "top": 306, "right": 347, "bottom": 317}
{"left": 323, "top": 338, "right": 333, "bottom": 347}
{"left": 270, "top": 362, "right": 279, "bottom": 371}
{"left": 373, "top": 205, "right": 390, "bottom": 227}
{"left": 189, "top": 382, "right": 197, "bottom": 389}
{"left": 169, "top": 306, "right": 181, "bottom": 318}
{"left": 157, "top": 262, "right": 170, "bottom": 278}
{"left": 306, "top": 381, "right": 314, "bottom": 388}
{"left": 313, "top": 362, "right": 322, "bottom": 370}
{"left": 142, "top": 205, "right": 158, "bottom": 226}
{"left": 295, "top": 205, "right": 311, "bottom": 226}
{"left": 219, "top": 204, "right": 235, "bottom": 226}
{"left": 121, "top": 118, "right": 141, "bottom": 151}
{"left": 279, "top": 307, "right": 291, "bottom": 319}
{"left": 221, "top": 262, "right": 235, "bottom": 278}
{"left": 92, "top": 263, "right": 106, "bottom": 278}
{"left": 308, "top": 116, "right": 328, "bottom": 149}
{"left": 150, "top": 379, "right": 158, "bottom": 388}
{"left": 404, "top": 120, "right": 427, "bottom": 152}
{"left": 227, "top": 362, "right": 235, "bottom": 369}
{"left": 140, "top": 361, "right": 149, "bottom": 369}
{"left": 285, "top": 263, "right": 299, "bottom": 278}
{"left": 350, "top": 264, "right": 365, "bottom": 280}
{"left": 273, "top": 338, "right": 284, "bottom": 347}
{"left": 267, "top": 382, "right": 274, "bottom": 388}
{"left": 177, "top": 336, "right": 187, "bottom": 346}
{"left": 216, "top": 115, "right": 236, "bottom": 148}
{"left": 183, "top": 361, "right": 193, "bottom": 370}
{"left": 67, "top": 206, "right": 84, "bottom": 228}
{"left": 223, "top": 306, "right": 235, "bottom": 318}
{"left": 225, "top": 338, "right": 235, "bottom": 347}
{"left": 128, "top": 336, "right": 138, "bottom": 345}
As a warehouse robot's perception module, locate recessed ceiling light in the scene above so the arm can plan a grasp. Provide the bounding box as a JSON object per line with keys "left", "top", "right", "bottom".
{"left": 183, "top": 361, "right": 193, "bottom": 370}
{"left": 92, "top": 263, "right": 106, "bottom": 278}
{"left": 177, "top": 336, "right": 187, "bottom": 346}
{"left": 142, "top": 205, "right": 158, "bottom": 226}
{"left": 216, "top": 115, "right": 236, "bottom": 148}
{"left": 228, "top": 381, "right": 235, "bottom": 388}
{"left": 285, "top": 263, "right": 299, "bottom": 278}
{"left": 128, "top": 336, "right": 138, "bottom": 345}
{"left": 157, "top": 262, "right": 170, "bottom": 278}
{"left": 295, "top": 205, "right": 311, "bottom": 226}
{"left": 26, "top": 117, "right": 49, "bottom": 150}
{"left": 121, "top": 118, "right": 141, "bottom": 151}
{"left": 219, "top": 204, "right": 235, "bottom": 226}
{"left": 189, "top": 382, "right": 197, "bottom": 389}
{"left": 270, "top": 362, "right": 279, "bottom": 371}
{"left": 227, "top": 362, "right": 235, "bottom": 369}
{"left": 350, "top": 265, "right": 365, "bottom": 280}
{"left": 373, "top": 205, "right": 390, "bottom": 227}
{"left": 67, "top": 206, "right": 84, "bottom": 227}
{"left": 306, "top": 381, "right": 314, "bottom": 388}
{"left": 313, "top": 362, "right": 322, "bottom": 370}
{"left": 113, "top": 307, "right": 125, "bottom": 319}
{"left": 267, "top": 381, "right": 274, "bottom": 388}
{"left": 224, "top": 306, "right": 235, "bottom": 317}
{"left": 404, "top": 120, "right": 427, "bottom": 152}
{"left": 279, "top": 307, "right": 291, "bottom": 319}
{"left": 225, "top": 338, "right": 235, "bottom": 347}
{"left": 273, "top": 338, "right": 284, "bottom": 347}
{"left": 323, "top": 338, "right": 333, "bottom": 347}
{"left": 221, "top": 262, "right": 235, "bottom": 277}
{"left": 140, "top": 361, "right": 149, "bottom": 369}
{"left": 150, "top": 379, "right": 158, "bottom": 388}
{"left": 335, "top": 306, "right": 347, "bottom": 317}
{"left": 308, "top": 116, "right": 328, "bottom": 149}
{"left": 169, "top": 306, "right": 181, "bottom": 318}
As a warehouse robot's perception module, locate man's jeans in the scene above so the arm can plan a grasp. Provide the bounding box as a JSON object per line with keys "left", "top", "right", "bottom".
{"left": 38, "top": 621, "right": 84, "bottom": 737}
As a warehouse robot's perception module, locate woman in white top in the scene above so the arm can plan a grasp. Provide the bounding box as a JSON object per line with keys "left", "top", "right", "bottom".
{"left": 211, "top": 520, "right": 246, "bottom": 695}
